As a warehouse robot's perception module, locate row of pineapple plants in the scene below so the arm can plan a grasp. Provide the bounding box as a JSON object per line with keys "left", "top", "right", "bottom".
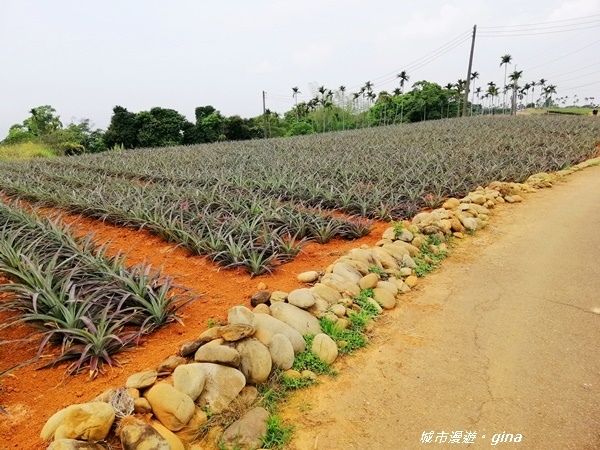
{"left": 0, "top": 201, "right": 193, "bottom": 376}
{"left": 0, "top": 116, "right": 597, "bottom": 277}
{"left": 0, "top": 164, "right": 371, "bottom": 275}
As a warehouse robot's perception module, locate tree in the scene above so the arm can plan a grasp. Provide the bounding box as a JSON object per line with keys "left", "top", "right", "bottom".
{"left": 508, "top": 70, "right": 523, "bottom": 114}
{"left": 2, "top": 124, "right": 34, "bottom": 145}
{"left": 470, "top": 71, "right": 479, "bottom": 115}
{"left": 135, "top": 107, "right": 188, "bottom": 148}
{"left": 103, "top": 106, "right": 140, "bottom": 149}
{"left": 25, "top": 105, "right": 62, "bottom": 136}
{"left": 537, "top": 79, "right": 547, "bottom": 106}
{"left": 292, "top": 87, "right": 300, "bottom": 121}
{"left": 397, "top": 71, "right": 410, "bottom": 123}
{"left": 543, "top": 84, "right": 557, "bottom": 107}
{"left": 487, "top": 82, "right": 499, "bottom": 113}
{"left": 339, "top": 85, "right": 347, "bottom": 130}
{"left": 500, "top": 54, "right": 512, "bottom": 114}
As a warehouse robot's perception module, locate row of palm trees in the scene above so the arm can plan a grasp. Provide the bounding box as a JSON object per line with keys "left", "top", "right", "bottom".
{"left": 285, "top": 53, "right": 563, "bottom": 127}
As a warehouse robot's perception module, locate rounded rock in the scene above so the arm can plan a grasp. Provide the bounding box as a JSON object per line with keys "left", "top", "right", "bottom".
{"left": 145, "top": 384, "right": 195, "bottom": 431}
{"left": 267, "top": 334, "right": 295, "bottom": 370}
{"left": 297, "top": 271, "right": 320, "bottom": 283}
{"left": 310, "top": 333, "right": 338, "bottom": 364}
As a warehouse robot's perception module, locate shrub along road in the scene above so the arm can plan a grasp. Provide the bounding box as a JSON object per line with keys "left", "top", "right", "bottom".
{"left": 283, "top": 165, "right": 600, "bottom": 450}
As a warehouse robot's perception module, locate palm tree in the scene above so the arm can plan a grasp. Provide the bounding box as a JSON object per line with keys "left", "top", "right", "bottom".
{"left": 474, "top": 87, "right": 482, "bottom": 115}
{"left": 397, "top": 71, "right": 409, "bottom": 123}
{"left": 455, "top": 79, "right": 466, "bottom": 117}
{"left": 500, "top": 54, "right": 512, "bottom": 114}
{"left": 508, "top": 70, "right": 523, "bottom": 114}
{"left": 292, "top": 87, "right": 301, "bottom": 121}
{"left": 339, "top": 85, "right": 347, "bottom": 130}
{"left": 470, "top": 71, "right": 479, "bottom": 115}
{"left": 529, "top": 81, "right": 536, "bottom": 108}
{"left": 538, "top": 79, "right": 547, "bottom": 106}
{"left": 544, "top": 84, "right": 557, "bottom": 107}
{"left": 487, "top": 82, "right": 498, "bottom": 113}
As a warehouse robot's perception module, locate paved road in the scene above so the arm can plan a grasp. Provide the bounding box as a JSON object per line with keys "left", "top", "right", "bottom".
{"left": 284, "top": 165, "right": 600, "bottom": 450}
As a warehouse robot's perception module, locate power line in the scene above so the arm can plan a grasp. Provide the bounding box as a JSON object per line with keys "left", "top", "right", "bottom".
{"left": 552, "top": 68, "right": 600, "bottom": 83}
{"left": 480, "top": 18, "right": 600, "bottom": 33}
{"left": 559, "top": 80, "right": 600, "bottom": 91}
{"left": 479, "top": 13, "right": 600, "bottom": 28}
{"left": 523, "top": 38, "right": 600, "bottom": 71}
{"left": 543, "top": 60, "right": 600, "bottom": 78}
{"left": 479, "top": 24, "right": 600, "bottom": 37}
{"left": 343, "top": 29, "right": 472, "bottom": 91}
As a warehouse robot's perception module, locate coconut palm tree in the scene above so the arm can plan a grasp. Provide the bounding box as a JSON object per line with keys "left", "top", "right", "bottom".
{"left": 500, "top": 54, "right": 512, "bottom": 114}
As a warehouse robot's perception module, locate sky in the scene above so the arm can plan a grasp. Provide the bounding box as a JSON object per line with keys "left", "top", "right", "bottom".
{"left": 1, "top": 0, "right": 599, "bottom": 137}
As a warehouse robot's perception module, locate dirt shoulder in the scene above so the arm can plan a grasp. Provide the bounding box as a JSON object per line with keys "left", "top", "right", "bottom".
{"left": 283, "top": 166, "right": 600, "bottom": 450}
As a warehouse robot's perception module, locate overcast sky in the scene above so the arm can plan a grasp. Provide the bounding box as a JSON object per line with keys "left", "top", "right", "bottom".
{"left": 1, "top": 0, "right": 599, "bottom": 137}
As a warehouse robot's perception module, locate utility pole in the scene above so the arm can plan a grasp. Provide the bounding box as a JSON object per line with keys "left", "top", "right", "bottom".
{"left": 262, "top": 91, "right": 268, "bottom": 138}
{"left": 462, "top": 24, "right": 477, "bottom": 118}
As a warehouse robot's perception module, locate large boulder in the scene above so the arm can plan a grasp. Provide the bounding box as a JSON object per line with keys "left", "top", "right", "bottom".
{"left": 221, "top": 407, "right": 269, "bottom": 450}
{"left": 253, "top": 313, "right": 306, "bottom": 353}
{"left": 41, "top": 402, "right": 115, "bottom": 442}
{"left": 227, "top": 306, "right": 255, "bottom": 327}
{"left": 297, "top": 271, "right": 319, "bottom": 283}
{"left": 270, "top": 302, "right": 322, "bottom": 336}
{"left": 310, "top": 334, "right": 338, "bottom": 364}
{"left": 359, "top": 273, "right": 379, "bottom": 290}
{"left": 310, "top": 284, "right": 342, "bottom": 304}
{"left": 235, "top": 338, "right": 273, "bottom": 385}
{"left": 267, "top": 333, "right": 295, "bottom": 370}
{"left": 370, "top": 247, "right": 399, "bottom": 270}
{"left": 372, "top": 288, "right": 396, "bottom": 310}
{"left": 320, "top": 273, "right": 361, "bottom": 297}
{"left": 125, "top": 370, "right": 157, "bottom": 389}
{"left": 118, "top": 417, "right": 169, "bottom": 450}
{"left": 348, "top": 248, "right": 382, "bottom": 268}
{"left": 172, "top": 364, "right": 207, "bottom": 401}
{"left": 150, "top": 421, "right": 185, "bottom": 450}
{"left": 376, "top": 281, "right": 398, "bottom": 296}
{"left": 145, "top": 383, "right": 195, "bottom": 431}
{"left": 195, "top": 363, "right": 247, "bottom": 413}
{"left": 287, "top": 288, "right": 317, "bottom": 309}
{"left": 219, "top": 324, "right": 255, "bottom": 342}
{"left": 194, "top": 344, "right": 241, "bottom": 367}
{"left": 332, "top": 263, "right": 362, "bottom": 284}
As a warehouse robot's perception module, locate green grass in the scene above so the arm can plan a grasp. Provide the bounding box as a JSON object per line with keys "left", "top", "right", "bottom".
{"left": 352, "top": 288, "right": 380, "bottom": 316}
{"left": 413, "top": 235, "right": 450, "bottom": 277}
{"left": 318, "top": 317, "right": 368, "bottom": 355}
{"left": 368, "top": 265, "right": 388, "bottom": 279}
{"left": 291, "top": 335, "right": 335, "bottom": 375}
{"left": 261, "top": 415, "right": 294, "bottom": 449}
{"left": 524, "top": 107, "right": 593, "bottom": 116}
{"left": 0, "top": 142, "right": 56, "bottom": 160}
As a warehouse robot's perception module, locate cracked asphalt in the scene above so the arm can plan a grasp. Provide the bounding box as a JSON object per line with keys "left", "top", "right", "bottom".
{"left": 283, "top": 166, "right": 600, "bottom": 450}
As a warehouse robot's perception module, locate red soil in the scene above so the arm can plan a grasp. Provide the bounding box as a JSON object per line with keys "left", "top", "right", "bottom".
{"left": 0, "top": 211, "right": 389, "bottom": 450}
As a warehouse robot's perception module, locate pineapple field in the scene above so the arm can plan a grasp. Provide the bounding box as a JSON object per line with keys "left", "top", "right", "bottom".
{"left": 0, "top": 115, "right": 599, "bottom": 449}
